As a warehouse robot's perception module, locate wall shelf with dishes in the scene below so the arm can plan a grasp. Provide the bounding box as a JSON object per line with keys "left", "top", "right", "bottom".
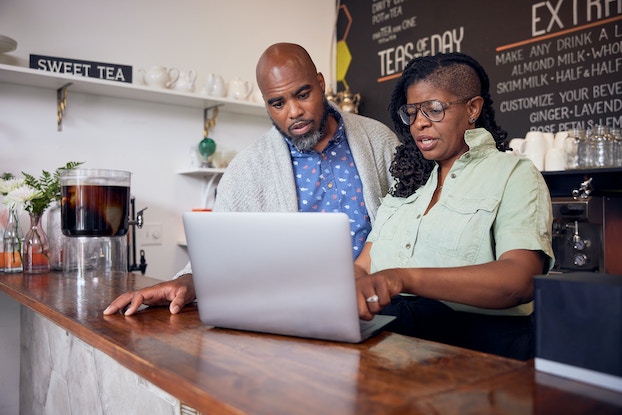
{"left": 0, "top": 63, "right": 267, "bottom": 119}
{"left": 176, "top": 168, "right": 225, "bottom": 247}
{"left": 177, "top": 167, "right": 225, "bottom": 213}
{"left": 177, "top": 167, "right": 227, "bottom": 177}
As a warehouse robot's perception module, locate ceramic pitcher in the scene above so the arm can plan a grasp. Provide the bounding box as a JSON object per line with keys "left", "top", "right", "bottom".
{"left": 204, "top": 73, "right": 226, "bottom": 97}
{"left": 228, "top": 77, "right": 253, "bottom": 100}
{"left": 170, "top": 69, "right": 197, "bottom": 92}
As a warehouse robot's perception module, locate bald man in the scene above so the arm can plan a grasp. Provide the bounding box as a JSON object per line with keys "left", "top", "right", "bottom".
{"left": 104, "top": 43, "right": 398, "bottom": 316}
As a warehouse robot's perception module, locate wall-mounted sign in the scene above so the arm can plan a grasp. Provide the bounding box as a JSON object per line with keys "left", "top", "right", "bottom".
{"left": 29, "top": 54, "right": 132, "bottom": 84}
{"left": 337, "top": 1, "right": 622, "bottom": 137}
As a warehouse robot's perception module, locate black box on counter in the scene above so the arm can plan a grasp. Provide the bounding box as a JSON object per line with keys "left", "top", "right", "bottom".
{"left": 534, "top": 273, "right": 622, "bottom": 392}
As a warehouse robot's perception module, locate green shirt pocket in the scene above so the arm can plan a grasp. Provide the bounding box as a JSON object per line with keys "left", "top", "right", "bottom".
{"left": 431, "top": 195, "right": 500, "bottom": 263}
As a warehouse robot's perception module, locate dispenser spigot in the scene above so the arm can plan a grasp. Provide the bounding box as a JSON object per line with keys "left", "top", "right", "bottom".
{"left": 129, "top": 207, "right": 147, "bottom": 229}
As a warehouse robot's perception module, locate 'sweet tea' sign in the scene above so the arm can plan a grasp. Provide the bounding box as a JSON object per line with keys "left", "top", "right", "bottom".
{"left": 29, "top": 54, "right": 132, "bottom": 83}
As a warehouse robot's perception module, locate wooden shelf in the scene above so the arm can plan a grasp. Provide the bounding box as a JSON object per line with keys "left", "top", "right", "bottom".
{"left": 177, "top": 167, "right": 226, "bottom": 177}
{"left": 0, "top": 63, "right": 267, "bottom": 116}
{"left": 178, "top": 168, "right": 224, "bottom": 209}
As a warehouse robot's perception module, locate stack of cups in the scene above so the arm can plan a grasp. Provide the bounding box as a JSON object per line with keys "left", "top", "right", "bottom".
{"left": 545, "top": 132, "right": 567, "bottom": 171}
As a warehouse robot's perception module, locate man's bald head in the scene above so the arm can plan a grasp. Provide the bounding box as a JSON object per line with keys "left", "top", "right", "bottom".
{"left": 255, "top": 43, "right": 319, "bottom": 93}
{"left": 253, "top": 43, "right": 333, "bottom": 152}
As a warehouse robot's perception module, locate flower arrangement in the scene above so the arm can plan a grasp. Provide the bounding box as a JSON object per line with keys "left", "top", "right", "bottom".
{"left": 1, "top": 162, "right": 83, "bottom": 273}
{"left": 1, "top": 162, "right": 83, "bottom": 216}
{"left": 0, "top": 173, "right": 24, "bottom": 198}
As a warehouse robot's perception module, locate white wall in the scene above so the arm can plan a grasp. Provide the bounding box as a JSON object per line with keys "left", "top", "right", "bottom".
{"left": 0, "top": 1, "right": 336, "bottom": 414}
{"left": 0, "top": 0, "right": 337, "bottom": 280}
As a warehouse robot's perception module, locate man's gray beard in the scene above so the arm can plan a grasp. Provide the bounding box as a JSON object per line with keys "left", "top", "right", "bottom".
{"left": 289, "top": 129, "right": 323, "bottom": 151}
{"left": 273, "top": 100, "right": 330, "bottom": 152}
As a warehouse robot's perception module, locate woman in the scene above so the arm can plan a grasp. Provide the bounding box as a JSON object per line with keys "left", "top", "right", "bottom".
{"left": 354, "top": 53, "right": 554, "bottom": 360}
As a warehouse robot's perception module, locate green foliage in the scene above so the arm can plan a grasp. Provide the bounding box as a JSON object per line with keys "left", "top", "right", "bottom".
{"left": 21, "top": 161, "right": 83, "bottom": 215}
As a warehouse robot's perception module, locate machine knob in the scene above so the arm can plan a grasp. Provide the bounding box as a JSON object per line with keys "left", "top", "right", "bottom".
{"left": 573, "top": 253, "right": 588, "bottom": 267}
{"left": 572, "top": 237, "right": 586, "bottom": 251}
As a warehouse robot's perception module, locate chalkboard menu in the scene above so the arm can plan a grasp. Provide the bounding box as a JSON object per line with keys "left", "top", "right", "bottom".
{"left": 337, "top": 1, "right": 622, "bottom": 138}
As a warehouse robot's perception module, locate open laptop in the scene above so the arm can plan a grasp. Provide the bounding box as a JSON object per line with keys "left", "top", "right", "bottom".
{"left": 182, "top": 211, "right": 395, "bottom": 343}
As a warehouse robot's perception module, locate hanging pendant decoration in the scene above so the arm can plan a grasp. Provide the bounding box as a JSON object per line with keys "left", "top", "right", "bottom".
{"left": 198, "top": 105, "right": 221, "bottom": 167}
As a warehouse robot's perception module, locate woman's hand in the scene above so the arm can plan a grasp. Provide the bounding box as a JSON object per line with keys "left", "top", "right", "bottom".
{"left": 103, "top": 274, "right": 196, "bottom": 316}
{"left": 355, "top": 266, "right": 403, "bottom": 321}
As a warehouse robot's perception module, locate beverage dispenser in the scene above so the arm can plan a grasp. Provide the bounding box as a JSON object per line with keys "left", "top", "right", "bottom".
{"left": 60, "top": 169, "right": 140, "bottom": 276}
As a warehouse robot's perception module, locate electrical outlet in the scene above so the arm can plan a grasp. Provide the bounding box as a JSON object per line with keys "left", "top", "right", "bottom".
{"left": 140, "top": 223, "right": 163, "bottom": 246}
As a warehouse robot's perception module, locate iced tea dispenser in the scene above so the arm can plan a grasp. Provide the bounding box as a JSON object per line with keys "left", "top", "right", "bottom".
{"left": 60, "top": 169, "right": 131, "bottom": 276}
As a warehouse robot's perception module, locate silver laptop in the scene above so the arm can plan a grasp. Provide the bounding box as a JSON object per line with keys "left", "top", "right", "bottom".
{"left": 182, "top": 211, "right": 395, "bottom": 343}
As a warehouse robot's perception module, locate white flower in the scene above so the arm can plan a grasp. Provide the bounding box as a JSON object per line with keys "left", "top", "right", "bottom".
{"left": 3, "top": 185, "right": 43, "bottom": 210}
{"left": 0, "top": 178, "right": 25, "bottom": 196}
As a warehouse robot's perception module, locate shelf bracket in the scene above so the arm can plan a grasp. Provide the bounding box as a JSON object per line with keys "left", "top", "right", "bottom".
{"left": 57, "top": 82, "right": 72, "bottom": 131}
{"left": 203, "top": 104, "right": 223, "bottom": 138}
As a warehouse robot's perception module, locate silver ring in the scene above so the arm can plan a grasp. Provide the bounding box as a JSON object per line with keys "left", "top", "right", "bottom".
{"left": 366, "top": 294, "right": 379, "bottom": 303}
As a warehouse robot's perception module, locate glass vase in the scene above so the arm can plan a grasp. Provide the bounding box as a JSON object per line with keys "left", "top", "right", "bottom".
{"left": 22, "top": 212, "right": 50, "bottom": 274}
{"left": 2, "top": 207, "right": 23, "bottom": 273}
{"left": 46, "top": 200, "right": 65, "bottom": 271}
{"left": 0, "top": 210, "right": 4, "bottom": 273}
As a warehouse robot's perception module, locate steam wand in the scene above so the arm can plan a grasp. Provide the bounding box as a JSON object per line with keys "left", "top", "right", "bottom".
{"left": 128, "top": 196, "right": 148, "bottom": 274}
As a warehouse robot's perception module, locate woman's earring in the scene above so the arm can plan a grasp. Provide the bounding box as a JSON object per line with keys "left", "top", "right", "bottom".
{"left": 469, "top": 117, "right": 477, "bottom": 124}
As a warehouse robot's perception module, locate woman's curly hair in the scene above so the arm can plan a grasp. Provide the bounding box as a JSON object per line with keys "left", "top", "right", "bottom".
{"left": 387, "top": 52, "right": 508, "bottom": 197}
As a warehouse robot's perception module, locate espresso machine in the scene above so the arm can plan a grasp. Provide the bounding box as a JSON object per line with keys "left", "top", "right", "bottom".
{"left": 551, "top": 195, "right": 604, "bottom": 272}
{"left": 543, "top": 171, "right": 622, "bottom": 275}
{"left": 60, "top": 169, "right": 146, "bottom": 276}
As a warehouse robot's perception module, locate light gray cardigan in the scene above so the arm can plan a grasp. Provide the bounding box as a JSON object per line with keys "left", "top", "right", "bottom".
{"left": 174, "top": 108, "right": 399, "bottom": 278}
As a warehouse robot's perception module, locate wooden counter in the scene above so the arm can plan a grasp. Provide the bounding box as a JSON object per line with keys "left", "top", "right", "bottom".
{"left": 1, "top": 271, "right": 621, "bottom": 414}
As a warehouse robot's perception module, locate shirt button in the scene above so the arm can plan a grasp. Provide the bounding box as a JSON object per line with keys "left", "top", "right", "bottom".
{"left": 464, "top": 153, "right": 471, "bottom": 159}
{"left": 327, "top": 182, "right": 333, "bottom": 188}
{"left": 405, "top": 243, "right": 411, "bottom": 249}
{"left": 450, "top": 173, "right": 457, "bottom": 179}
{"left": 416, "top": 214, "right": 421, "bottom": 219}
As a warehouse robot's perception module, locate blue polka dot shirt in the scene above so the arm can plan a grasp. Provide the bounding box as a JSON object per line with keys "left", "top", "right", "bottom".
{"left": 285, "top": 108, "right": 371, "bottom": 259}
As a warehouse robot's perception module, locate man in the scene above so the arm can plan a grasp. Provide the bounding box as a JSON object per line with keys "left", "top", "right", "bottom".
{"left": 104, "top": 43, "right": 398, "bottom": 316}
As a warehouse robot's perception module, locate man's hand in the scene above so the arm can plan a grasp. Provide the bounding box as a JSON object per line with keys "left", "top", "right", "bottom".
{"left": 103, "top": 274, "right": 196, "bottom": 316}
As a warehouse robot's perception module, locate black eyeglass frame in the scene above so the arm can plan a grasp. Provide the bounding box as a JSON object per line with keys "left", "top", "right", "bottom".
{"left": 397, "top": 97, "right": 474, "bottom": 125}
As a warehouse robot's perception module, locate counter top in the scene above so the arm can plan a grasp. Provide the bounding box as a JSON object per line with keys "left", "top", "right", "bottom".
{"left": 1, "top": 271, "right": 621, "bottom": 414}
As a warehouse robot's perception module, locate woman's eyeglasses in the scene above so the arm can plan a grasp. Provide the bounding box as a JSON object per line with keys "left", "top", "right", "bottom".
{"left": 397, "top": 98, "right": 472, "bottom": 125}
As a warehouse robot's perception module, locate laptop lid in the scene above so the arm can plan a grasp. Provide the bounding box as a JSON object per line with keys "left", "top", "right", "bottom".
{"left": 182, "top": 211, "right": 393, "bottom": 343}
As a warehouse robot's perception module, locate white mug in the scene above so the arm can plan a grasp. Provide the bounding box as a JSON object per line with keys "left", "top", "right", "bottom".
{"left": 542, "top": 132, "right": 555, "bottom": 151}
{"left": 553, "top": 131, "right": 569, "bottom": 149}
{"left": 523, "top": 131, "right": 547, "bottom": 171}
{"left": 545, "top": 147, "right": 566, "bottom": 171}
